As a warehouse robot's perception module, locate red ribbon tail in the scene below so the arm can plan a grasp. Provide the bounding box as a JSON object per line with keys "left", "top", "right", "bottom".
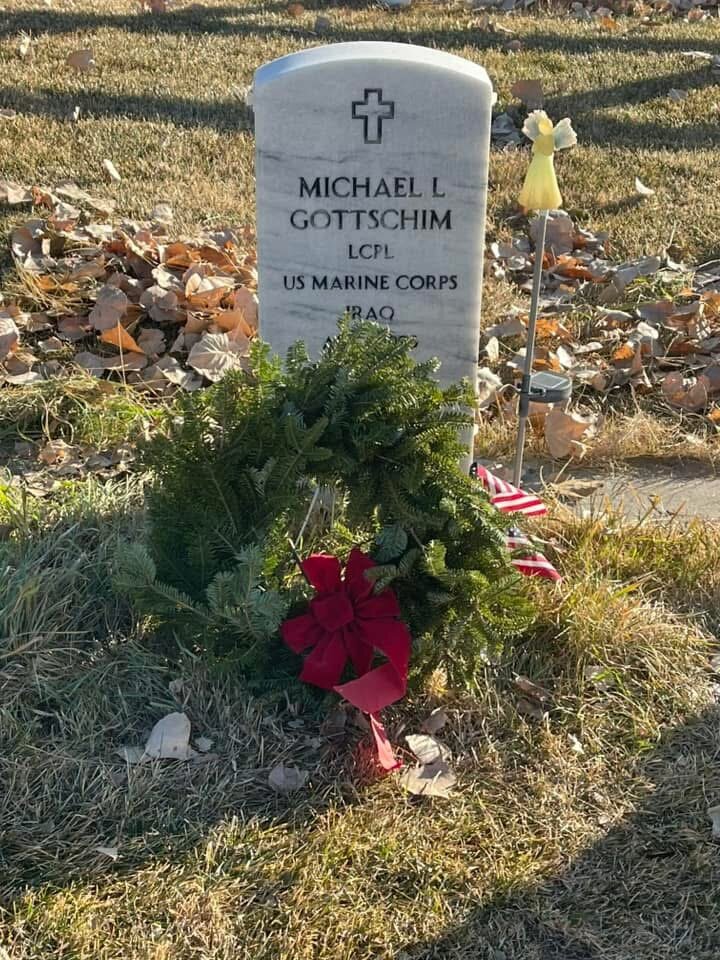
{"left": 334, "top": 661, "right": 406, "bottom": 715}
{"left": 369, "top": 712, "right": 402, "bottom": 771}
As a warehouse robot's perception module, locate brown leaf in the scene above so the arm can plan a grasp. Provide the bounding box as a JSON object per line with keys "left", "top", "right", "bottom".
{"left": 157, "top": 355, "right": 203, "bottom": 391}
{"left": 66, "top": 48, "right": 96, "bottom": 72}
{"left": 139, "top": 285, "right": 180, "bottom": 324}
{"left": 661, "top": 372, "right": 708, "bottom": 411}
{"left": 544, "top": 408, "right": 597, "bottom": 459}
{"left": 17, "top": 32, "right": 33, "bottom": 60}
{"left": 184, "top": 312, "right": 210, "bottom": 335}
{"left": 486, "top": 314, "right": 526, "bottom": 339}
{"left": 100, "top": 323, "right": 144, "bottom": 354}
{"left": 163, "top": 242, "right": 195, "bottom": 269}
{"left": 514, "top": 675, "right": 551, "bottom": 703}
{"left": 68, "top": 257, "right": 107, "bottom": 282}
{"left": 532, "top": 346, "right": 562, "bottom": 373}
{"left": 136, "top": 328, "right": 166, "bottom": 356}
{"left": 422, "top": 707, "right": 449, "bottom": 735}
{"left": 398, "top": 760, "right": 456, "bottom": 798}
{"left": 184, "top": 272, "right": 234, "bottom": 310}
{"left": 268, "top": 764, "right": 308, "bottom": 793}
{"left": 214, "top": 308, "right": 255, "bottom": 339}
{"left": 405, "top": 734, "right": 452, "bottom": 765}
{"left": 516, "top": 697, "right": 547, "bottom": 721}
{"left": 230, "top": 287, "right": 258, "bottom": 328}
{"left": 104, "top": 352, "right": 148, "bottom": 372}
{"left": 58, "top": 316, "right": 91, "bottom": 341}
{"left": 635, "top": 176, "right": 654, "bottom": 197}
{"left": 74, "top": 351, "right": 106, "bottom": 376}
{"left": 102, "top": 159, "right": 121, "bottom": 183}
{"left": 90, "top": 285, "right": 129, "bottom": 331}
{"left": 0, "top": 313, "right": 20, "bottom": 361}
{"left": 536, "top": 317, "right": 573, "bottom": 342}
{"left": 38, "top": 439, "right": 75, "bottom": 465}
{"left": 144, "top": 712, "right": 197, "bottom": 761}
{"left": 187, "top": 332, "right": 249, "bottom": 383}
{"left": 286, "top": 2, "right": 305, "bottom": 15}
{"left": 0, "top": 180, "right": 32, "bottom": 205}
{"left": 534, "top": 211, "right": 575, "bottom": 256}
{"left": 612, "top": 341, "right": 638, "bottom": 367}
{"left": 510, "top": 78, "right": 544, "bottom": 109}
{"left": 665, "top": 338, "right": 698, "bottom": 357}
{"left": 553, "top": 256, "right": 595, "bottom": 281}
{"left": 702, "top": 364, "right": 720, "bottom": 395}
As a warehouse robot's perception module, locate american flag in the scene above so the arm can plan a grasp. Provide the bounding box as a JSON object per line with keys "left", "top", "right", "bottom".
{"left": 471, "top": 463, "right": 548, "bottom": 517}
{"left": 504, "top": 527, "right": 562, "bottom": 583}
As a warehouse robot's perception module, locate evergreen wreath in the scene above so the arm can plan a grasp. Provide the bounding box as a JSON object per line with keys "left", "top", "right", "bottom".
{"left": 115, "top": 319, "right": 532, "bottom": 694}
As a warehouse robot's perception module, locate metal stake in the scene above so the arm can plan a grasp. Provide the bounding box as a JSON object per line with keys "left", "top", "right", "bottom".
{"left": 512, "top": 208, "right": 549, "bottom": 487}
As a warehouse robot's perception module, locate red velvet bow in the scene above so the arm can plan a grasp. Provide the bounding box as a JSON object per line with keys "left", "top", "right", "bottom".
{"left": 281, "top": 548, "right": 411, "bottom": 718}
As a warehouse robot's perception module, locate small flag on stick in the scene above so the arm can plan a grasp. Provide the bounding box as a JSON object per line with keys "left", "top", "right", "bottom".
{"left": 472, "top": 464, "right": 547, "bottom": 517}
{"left": 505, "top": 528, "right": 561, "bottom": 582}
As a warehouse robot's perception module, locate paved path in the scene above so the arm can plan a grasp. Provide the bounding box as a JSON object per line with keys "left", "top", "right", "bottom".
{"left": 520, "top": 459, "right": 720, "bottom": 521}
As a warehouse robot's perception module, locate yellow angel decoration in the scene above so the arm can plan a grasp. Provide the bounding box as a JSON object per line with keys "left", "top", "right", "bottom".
{"left": 519, "top": 111, "right": 577, "bottom": 212}
{"left": 512, "top": 111, "right": 577, "bottom": 486}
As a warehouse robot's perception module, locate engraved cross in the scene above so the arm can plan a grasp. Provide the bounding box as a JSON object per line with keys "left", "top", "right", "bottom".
{"left": 351, "top": 89, "right": 395, "bottom": 145}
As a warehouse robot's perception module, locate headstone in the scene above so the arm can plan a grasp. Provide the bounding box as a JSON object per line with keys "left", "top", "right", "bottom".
{"left": 253, "top": 42, "right": 494, "bottom": 390}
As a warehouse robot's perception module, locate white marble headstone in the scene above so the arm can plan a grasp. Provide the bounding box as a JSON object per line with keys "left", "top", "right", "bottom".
{"left": 253, "top": 42, "right": 494, "bottom": 389}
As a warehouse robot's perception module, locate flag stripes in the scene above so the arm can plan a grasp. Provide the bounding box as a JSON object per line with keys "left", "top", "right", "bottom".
{"left": 472, "top": 464, "right": 547, "bottom": 517}
{"left": 471, "top": 464, "right": 562, "bottom": 583}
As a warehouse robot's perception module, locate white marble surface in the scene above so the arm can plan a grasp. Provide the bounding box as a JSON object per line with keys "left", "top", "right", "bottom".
{"left": 253, "top": 42, "right": 494, "bottom": 388}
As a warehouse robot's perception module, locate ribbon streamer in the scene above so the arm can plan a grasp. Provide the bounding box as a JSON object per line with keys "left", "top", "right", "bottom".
{"left": 281, "top": 548, "right": 411, "bottom": 769}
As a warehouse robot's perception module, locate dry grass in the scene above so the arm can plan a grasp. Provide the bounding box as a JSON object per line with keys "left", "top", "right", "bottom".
{"left": 1, "top": 475, "right": 719, "bottom": 959}
{"left": 476, "top": 407, "right": 720, "bottom": 465}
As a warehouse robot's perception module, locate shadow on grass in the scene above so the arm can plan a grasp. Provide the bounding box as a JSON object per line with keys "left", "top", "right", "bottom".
{"left": 0, "top": 84, "right": 253, "bottom": 133}
{"left": 0, "top": 479, "right": 354, "bottom": 910}
{"left": 1, "top": 6, "right": 719, "bottom": 147}
{"left": 2, "top": 73, "right": 719, "bottom": 148}
{"left": 1, "top": 4, "right": 719, "bottom": 57}
{"left": 399, "top": 701, "right": 720, "bottom": 960}
{"left": 0, "top": 3, "right": 720, "bottom": 150}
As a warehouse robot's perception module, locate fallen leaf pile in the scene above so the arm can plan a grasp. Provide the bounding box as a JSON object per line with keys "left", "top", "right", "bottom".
{"left": 0, "top": 180, "right": 258, "bottom": 394}
{"left": 8, "top": 438, "right": 137, "bottom": 498}
{"left": 483, "top": 209, "right": 720, "bottom": 457}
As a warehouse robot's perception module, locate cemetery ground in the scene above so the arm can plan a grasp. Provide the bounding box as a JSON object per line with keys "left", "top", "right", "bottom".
{"left": 2, "top": 1, "right": 720, "bottom": 958}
